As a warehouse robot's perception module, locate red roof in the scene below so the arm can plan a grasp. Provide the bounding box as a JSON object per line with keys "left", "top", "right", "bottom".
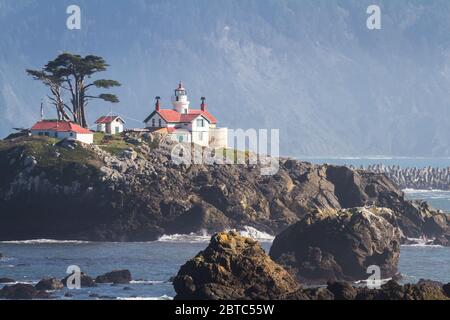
{"left": 95, "top": 115, "right": 125, "bottom": 124}
{"left": 31, "top": 121, "right": 92, "bottom": 134}
{"left": 155, "top": 109, "right": 217, "bottom": 124}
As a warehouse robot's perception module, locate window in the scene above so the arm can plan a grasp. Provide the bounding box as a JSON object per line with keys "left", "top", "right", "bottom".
{"left": 54, "top": 132, "right": 58, "bottom": 138}
{"left": 44, "top": 132, "right": 50, "bottom": 137}
{"left": 152, "top": 119, "right": 155, "bottom": 127}
{"left": 38, "top": 132, "right": 43, "bottom": 136}
{"left": 70, "top": 133, "right": 74, "bottom": 137}
{"left": 196, "top": 119, "right": 204, "bottom": 127}
{"left": 159, "top": 119, "right": 162, "bottom": 127}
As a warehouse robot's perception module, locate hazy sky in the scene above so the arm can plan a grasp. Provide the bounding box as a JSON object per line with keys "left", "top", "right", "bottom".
{"left": 1, "top": 0, "right": 450, "bottom": 157}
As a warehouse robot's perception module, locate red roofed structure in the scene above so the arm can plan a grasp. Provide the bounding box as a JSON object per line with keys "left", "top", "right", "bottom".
{"left": 94, "top": 115, "right": 125, "bottom": 135}
{"left": 30, "top": 120, "right": 94, "bottom": 144}
{"left": 143, "top": 83, "right": 227, "bottom": 148}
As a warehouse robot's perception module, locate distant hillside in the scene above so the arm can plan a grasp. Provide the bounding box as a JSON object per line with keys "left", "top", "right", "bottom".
{"left": 1, "top": 0, "right": 450, "bottom": 157}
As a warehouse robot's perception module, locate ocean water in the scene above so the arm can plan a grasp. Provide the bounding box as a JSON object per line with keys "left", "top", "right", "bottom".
{"left": 1, "top": 160, "right": 450, "bottom": 299}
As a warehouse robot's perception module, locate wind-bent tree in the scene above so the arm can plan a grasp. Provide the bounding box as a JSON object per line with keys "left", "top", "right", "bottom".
{"left": 26, "top": 69, "right": 73, "bottom": 121}
{"left": 27, "top": 53, "right": 121, "bottom": 127}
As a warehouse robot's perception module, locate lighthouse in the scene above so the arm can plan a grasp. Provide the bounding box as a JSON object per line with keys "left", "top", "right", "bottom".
{"left": 172, "top": 82, "right": 190, "bottom": 114}
{"left": 143, "top": 82, "right": 228, "bottom": 149}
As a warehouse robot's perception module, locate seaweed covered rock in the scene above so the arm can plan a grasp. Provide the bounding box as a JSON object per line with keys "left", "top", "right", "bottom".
{"left": 270, "top": 207, "right": 401, "bottom": 283}
{"left": 173, "top": 231, "right": 302, "bottom": 300}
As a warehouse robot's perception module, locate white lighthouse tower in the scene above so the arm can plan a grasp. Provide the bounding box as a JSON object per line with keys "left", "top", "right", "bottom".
{"left": 172, "top": 82, "right": 190, "bottom": 114}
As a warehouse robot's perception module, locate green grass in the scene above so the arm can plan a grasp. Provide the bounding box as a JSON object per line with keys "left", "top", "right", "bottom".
{"left": 0, "top": 135, "right": 103, "bottom": 186}
{"left": 93, "top": 132, "right": 134, "bottom": 156}
{"left": 214, "top": 148, "right": 251, "bottom": 163}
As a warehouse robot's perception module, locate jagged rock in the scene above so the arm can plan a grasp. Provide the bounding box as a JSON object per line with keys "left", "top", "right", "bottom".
{"left": 35, "top": 278, "right": 64, "bottom": 291}
{"left": 0, "top": 283, "right": 50, "bottom": 299}
{"left": 443, "top": 283, "right": 450, "bottom": 297}
{"left": 0, "top": 277, "right": 15, "bottom": 283}
{"left": 327, "top": 281, "right": 358, "bottom": 300}
{"left": 173, "top": 231, "right": 301, "bottom": 300}
{"left": 354, "top": 280, "right": 449, "bottom": 300}
{"left": 62, "top": 272, "right": 96, "bottom": 288}
{"left": 270, "top": 207, "right": 401, "bottom": 283}
{"left": 432, "top": 235, "right": 449, "bottom": 246}
{"left": 95, "top": 270, "right": 132, "bottom": 284}
{"left": 301, "top": 287, "right": 335, "bottom": 300}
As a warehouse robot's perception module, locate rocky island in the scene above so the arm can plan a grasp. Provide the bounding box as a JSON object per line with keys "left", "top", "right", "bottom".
{"left": 173, "top": 231, "right": 450, "bottom": 300}
{"left": 0, "top": 132, "right": 449, "bottom": 244}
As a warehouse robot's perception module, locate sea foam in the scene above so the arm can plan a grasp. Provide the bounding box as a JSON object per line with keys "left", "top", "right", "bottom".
{"left": 0, "top": 239, "right": 90, "bottom": 244}
{"left": 157, "top": 226, "right": 275, "bottom": 243}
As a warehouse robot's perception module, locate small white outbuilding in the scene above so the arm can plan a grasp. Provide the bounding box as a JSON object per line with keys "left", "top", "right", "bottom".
{"left": 95, "top": 115, "right": 125, "bottom": 135}
{"left": 30, "top": 120, "right": 94, "bottom": 144}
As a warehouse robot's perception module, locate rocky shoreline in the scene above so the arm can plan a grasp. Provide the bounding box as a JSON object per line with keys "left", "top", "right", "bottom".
{"left": 0, "top": 134, "right": 448, "bottom": 243}
{"left": 349, "top": 164, "right": 450, "bottom": 190}
{"left": 173, "top": 231, "right": 450, "bottom": 300}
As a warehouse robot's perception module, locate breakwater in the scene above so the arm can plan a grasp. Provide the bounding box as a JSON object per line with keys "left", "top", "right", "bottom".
{"left": 348, "top": 164, "right": 450, "bottom": 190}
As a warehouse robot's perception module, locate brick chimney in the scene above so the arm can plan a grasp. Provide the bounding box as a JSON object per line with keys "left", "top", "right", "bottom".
{"left": 200, "top": 97, "right": 207, "bottom": 111}
{"left": 155, "top": 96, "right": 161, "bottom": 111}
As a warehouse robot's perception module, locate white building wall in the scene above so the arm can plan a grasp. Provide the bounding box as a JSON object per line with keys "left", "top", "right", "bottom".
{"left": 145, "top": 114, "right": 167, "bottom": 128}
{"left": 31, "top": 130, "right": 93, "bottom": 144}
{"left": 97, "top": 123, "right": 106, "bottom": 132}
{"left": 209, "top": 128, "right": 228, "bottom": 149}
{"left": 75, "top": 133, "right": 94, "bottom": 144}
{"left": 109, "top": 120, "right": 124, "bottom": 134}
{"left": 191, "top": 116, "right": 210, "bottom": 147}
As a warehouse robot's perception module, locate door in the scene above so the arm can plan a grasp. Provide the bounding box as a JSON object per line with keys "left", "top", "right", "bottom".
{"left": 115, "top": 126, "right": 120, "bottom": 134}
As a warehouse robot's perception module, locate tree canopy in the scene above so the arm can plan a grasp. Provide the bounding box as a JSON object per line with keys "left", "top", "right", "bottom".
{"left": 27, "top": 53, "right": 121, "bottom": 128}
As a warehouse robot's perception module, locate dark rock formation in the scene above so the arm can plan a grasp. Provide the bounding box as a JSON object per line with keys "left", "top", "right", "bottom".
{"left": 173, "top": 231, "right": 302, "bottom": 300}
{"left": 173, "top": 232, "right": 449, "bottom": 300}
{"left": 269, "top": 207, "right": 402, "bottom": 283}
{"left": 62, "top": 272, "right": 96, "bottom": 288}
{"left": 355, "top": 280, "right": 449, "bottom": 300}
{"left": 0, "top": 283, "right": 50, "bottom": 299}
{"left": 0, "top": 277, "right": 15, "bottom": 283}
{"left": 326, "top": 281, "right": 358, "bottom": 300}
{"left": 35, "top": 278, "right": 64, "bottom": 291}
{"left": 95, "top": 270, "right": 132, "bottom": 284}
{"left": 0, "top": 134, "right": 448, "bottom": 241}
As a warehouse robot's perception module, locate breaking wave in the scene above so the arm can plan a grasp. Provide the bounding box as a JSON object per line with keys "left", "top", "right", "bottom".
{"left": 0, "top": 239, "right": 90, "bottom": 244}
{"left": 129, "top": 280, "right": 165, "bottom": 285}
{"left": 157, "top": 226, "right": 275, "bottom": 243}
{"left": 237, "top": 226, "right": 274, "bottom": 242}
{"left": 402, "top": 238, "right": 443, "bottom": 248}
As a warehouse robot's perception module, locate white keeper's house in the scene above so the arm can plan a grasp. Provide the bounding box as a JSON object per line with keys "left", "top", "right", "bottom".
{"left": 143, "top": 82, "right": 228, "bottom": 148}
{"left": 95, "top": 115, "right": 125, "bottom": 135}
{"left": 30, "top": 120, "right": 94, "bottom": 144}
